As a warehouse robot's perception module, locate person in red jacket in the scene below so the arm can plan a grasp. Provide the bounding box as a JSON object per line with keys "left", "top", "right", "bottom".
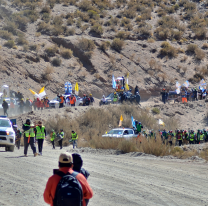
{"left": 43, "top": 152, "right": 93, "bottom": 206}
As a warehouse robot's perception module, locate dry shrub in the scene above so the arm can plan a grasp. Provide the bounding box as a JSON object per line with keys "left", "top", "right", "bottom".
{"left": 45, "top": 104, "right": 158, "bottom": 146}
{"left": 202, "top": 43, "right": 208, "bottom": 49}
{"left": 111, "top": 38, "right": 124, "bottom": 52}
{"left": 199, "top": 148, "right": 208, "bottom": 161}
{"left": 195, "top": 48, "right": 205, "bottom": 60}
{"left": 138, "top": 137, "right": 171, "bottom": 156}
{"left": 115, "top": 31, "right": 130, "bottom": 39}
{"left": 200, "top": 66, "right": 208, "bottom": 75}
{"left": 147, "top": 38, "right": 155, "bottom": 43}
{"left": 180, "top": 55, "right": 188, "bottom": 62}
{"left": 187, "top": 44, "right": 197, "bottom": 53}
{"left": 118, "top": 139, "right": 138, "bottom": 153}
{"left": 60, "top": 46, "right": 73, "bottom": 59}
{"left": 148, "top": 70, "right": 154, "bottom": 76}
{"left": 0, "top": 30, "right": 13, "bottom": 40}
{"left": 4, "top": 40, "right": 15, "bottom": 48}
{"left": 159, "top": 41, "right": 177, "bottom": 58}
{"left": 90, "top": 24, "right": 103, "bottom": 35}
{"left": 77, "top": 38, "right": 96, "bottom": 52}
{"left": 42, "top": 65, "right": 54, "bottom": 81}
{"left": 100, "top": 41, "right": 110, "bottom": 51}
{"left": 45, "top": 45, "right": 58, "bottom": 56}
{"left": 52, "top": 57, "right": 61, "bottom": 66}
{"left": 66, "top": 28, "right": 75, "bottom": 36}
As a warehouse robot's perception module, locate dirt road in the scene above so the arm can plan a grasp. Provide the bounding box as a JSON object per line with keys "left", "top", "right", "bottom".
{"left": 0, "top": 146, "right": 208, "bottom": 206}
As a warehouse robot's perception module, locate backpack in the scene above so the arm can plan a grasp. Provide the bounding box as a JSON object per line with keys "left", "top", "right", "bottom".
{"left": 53, "top": 171, "right": 83, "bottom": 206}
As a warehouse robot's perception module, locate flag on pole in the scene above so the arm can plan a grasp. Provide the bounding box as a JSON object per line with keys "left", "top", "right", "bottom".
{"left": 176, "top": 82, "right": 181, "bottom": 88}
{"left": 112, "top": 75, "right": 116, "bottom": 89}
{"left": 119, "top": 115, "right": 123, "bottom": 127}
{"left": 183, "top": 80, "right": 189, "bottom": 88}
{"left": 131, "top": 116, "right": 136, "bottom": 129}
{"left": 159, "top": 119, "right": 165, "bottom": 126}
{"left": 175, "top": 88, "right": 180, "bottom": 94}
{"left": 29, "top": 89, "right": 40, "bottom": 99}
{"left": 125, "top": 73, "right": 129, "bottom": 90}
{"left": 75, "top": 82, "right": 79, "bottom": 95}
{"left": 38, "top": 86, "right": 46, "bottom": 98}
{"left": 200, "top": 79, "right": 206, "bottom": 86}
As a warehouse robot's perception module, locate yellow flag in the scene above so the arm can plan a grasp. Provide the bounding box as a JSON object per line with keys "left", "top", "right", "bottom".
{"left": 39, "top": 87, "right": 45, "bottom": 94}
{"left": 125, "top": 82, "right": 129, "bottom": 91}
{"left": 120, "top": 115, "right": 123, "bottom": 121}
{"left": 29, "top": 89, "right": 37, "bottom": 95}
{"left": 75, "top": 82, "right": 79, "bottom": 91}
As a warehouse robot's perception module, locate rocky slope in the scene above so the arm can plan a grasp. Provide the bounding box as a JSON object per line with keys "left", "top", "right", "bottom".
{"left": 0, "top": 0, "right": 208, "bottom": 99}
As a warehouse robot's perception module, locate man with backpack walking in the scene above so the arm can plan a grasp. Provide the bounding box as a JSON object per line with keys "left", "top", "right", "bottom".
{"left": 43, "top": 152, "right": 93, "bottom": 206}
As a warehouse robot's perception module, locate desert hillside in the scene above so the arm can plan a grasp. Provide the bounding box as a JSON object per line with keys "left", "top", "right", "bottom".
{"left": 0, "top": 0, "right": 208, "bottom": 99}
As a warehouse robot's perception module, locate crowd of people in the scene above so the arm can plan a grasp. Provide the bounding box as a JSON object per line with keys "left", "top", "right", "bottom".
{"left": 161, "top": 87, "right": 207, "bottom": 104}
{"left": 134, "top": 122, "right": 208, "bottom": 147}
{"left": 13, "top": 118, "right": 89, "bottom": 205}
{"left": 13, "top": 118, "right": 78, "bottom": 156}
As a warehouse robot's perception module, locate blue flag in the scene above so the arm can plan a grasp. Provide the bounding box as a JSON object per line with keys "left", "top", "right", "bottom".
{"left": 112, "top": 75, "right": 116, "bottom": 89}
{"left": 131, "top": 116, "right": 136, "bottom": 129}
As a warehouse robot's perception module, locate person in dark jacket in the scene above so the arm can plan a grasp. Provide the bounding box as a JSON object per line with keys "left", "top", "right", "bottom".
{"left": 120, "top": 91, "right": 125, "bottom": 103}
{"left": 134, "top": 85, "right": 139, "bottom": 95}
{"left": 2, "top": 99, "right": 9, "bottom": 116}
{"left": 161, "top": 88, "right": 168, "bottom": 104}
{"left": 22, "top": 119, "right": 38, "bottom": 157}
{"left": 135, "top": 92, "right": 140, "bottom": 104}
{"left": 72, "top": 153, "right": 90, "bottom": 206}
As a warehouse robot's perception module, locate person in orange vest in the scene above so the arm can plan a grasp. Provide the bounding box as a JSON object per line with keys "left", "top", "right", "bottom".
{"left": 10, "top": 98, "right": 15, "bottom": 115}
{"left": 57, "top": 94, "right": 65, "bottom": 108}
{"left": 69, "top": 94, "right": 76, "bottom": 106}
{"left": 44, "top": 97, "right": 50, "bottom": 109}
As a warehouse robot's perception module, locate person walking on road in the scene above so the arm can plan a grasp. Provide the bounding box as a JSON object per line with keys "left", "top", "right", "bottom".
{"left": 72, "top": 153, "right": 91, "bottom": 206}
{"left": 16, "top": 129, "right": 22, "bottom": 150}
{"left": 71, "top": 131, "right": 78, "bottom": 149}
{"left": 50, "top": 129, "right": 56, "bottom": 149}
{"left": 2, "top": 99, "right": 9, "bottom": 116}
{"left": 59, "top": 129, "right": 64, "bottom": 149}
{"left": 43, "top": 152, "right": 93, "bottom": 206}
{"left": 35, "top": 121, "right": 46, "bottom": 155}
{"left": 22, "top": 119, "right": 38, "bottom": 157}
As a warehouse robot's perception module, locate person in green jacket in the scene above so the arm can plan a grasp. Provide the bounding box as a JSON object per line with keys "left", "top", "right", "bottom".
{"left": 59, "top": 129, "right": 64, "bottom": 149}
{"left": 189, "top": 130, "right": 195, "bottom": 144}
{"left": 136, "top": 122, "right": 143, "bottom": 133}
{"left": 50, "top": 129, "right": 56, "bottom": 149}
{"left": 113, "top": 92, "right": 118, "bottom": 104}
{"left": 71, "top": 131, "right": 78, "bottom": 149}
{"left": 35, "top": 121, "right": 46, "bottom": 155}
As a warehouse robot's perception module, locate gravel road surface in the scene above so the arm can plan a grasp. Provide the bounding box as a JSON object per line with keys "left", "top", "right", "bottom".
{"left": 0, "top": 146, "right": 208, "bottom": 206}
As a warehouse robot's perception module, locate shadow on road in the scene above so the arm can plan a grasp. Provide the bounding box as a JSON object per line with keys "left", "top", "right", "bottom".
{"left": 5, "top": 155, "right": 26, "bottom": 158}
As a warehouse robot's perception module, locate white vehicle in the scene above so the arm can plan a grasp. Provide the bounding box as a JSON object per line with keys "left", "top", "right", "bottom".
{"left": 49, "top": 94, "right": 83, "bottom": 108}
{"left": 102, "top": 128, "right": 138, "bottom": 139}
{"left": 0, "top": 117, "right": 15, "bottom": 152}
